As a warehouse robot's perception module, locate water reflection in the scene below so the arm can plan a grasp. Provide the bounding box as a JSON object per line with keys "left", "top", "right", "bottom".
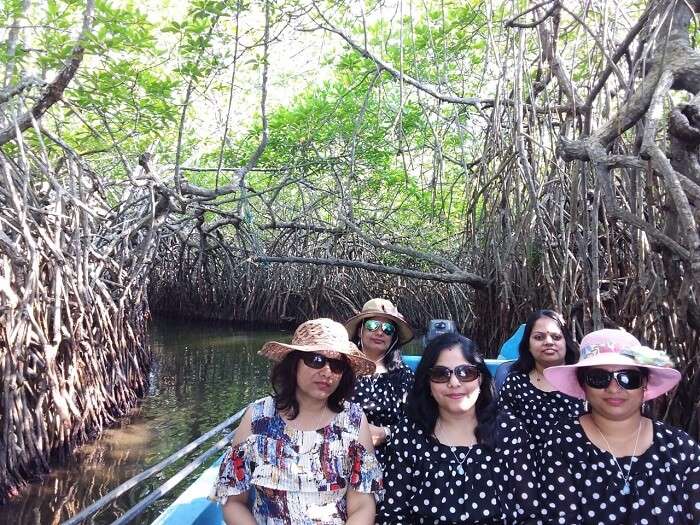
{"left": 2, "top": 319, "right": 287, "bottom": 525}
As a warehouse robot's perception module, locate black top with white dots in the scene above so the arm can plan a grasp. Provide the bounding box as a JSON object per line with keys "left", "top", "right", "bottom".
{"left": 498, "top": 371, "right": 584, "bottom": 441}
{"left": 351, "top": 364, "right": 414, "bottom": 464}
{"left": 378, "top": 414, "right": 540, "bottom": 524}
{"left": 537, "top": 417, "right": 700, "bottom": 524}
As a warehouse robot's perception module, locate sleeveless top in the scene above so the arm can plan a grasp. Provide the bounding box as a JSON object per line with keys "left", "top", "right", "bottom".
{"left": 212, "top": 396, "right": 384, "bottom": 524}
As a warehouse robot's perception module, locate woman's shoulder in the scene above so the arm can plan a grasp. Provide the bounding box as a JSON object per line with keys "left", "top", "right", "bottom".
{"left": 249, "top": 395, "right": 276, "bottom": 415}
{"left": 388, "top": 417, "right": 430, "bottom": 449}
{"left": 538, "top": 415, "right": 583, "bottom": 446}
{"left": 501, "top": 369, "right": 529, "bottom": 389}
{"left": 652, "top": 419, "right": 700, "bottom": 455}
{"left": 334, "top": 401, "right": 366, "bottom": 432}
{"left": 388, "top": 362, "right": 415, "bottom": 380}
{"left": 493, "top": 411, "right": 530, "bottom": 445}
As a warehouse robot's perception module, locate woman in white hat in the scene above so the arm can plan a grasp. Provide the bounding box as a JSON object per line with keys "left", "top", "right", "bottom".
{"left": 537, "top": 328, "right": 698, "bottom": 524}
{"left": 211, "top": 318, "right": 384, "bottom": 524}
{"left": 344, "top": 298, "right": 415, "bottom": 462}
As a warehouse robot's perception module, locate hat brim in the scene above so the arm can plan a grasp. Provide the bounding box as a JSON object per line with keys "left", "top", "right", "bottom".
{"left": 544, "top": 353, "right": 682, "bottom": 401}
{"left": 259, "top": 341, "right": 375, "bottom": 376}
{"left": 344, "top": 312, "right": 414, "bottom": 345}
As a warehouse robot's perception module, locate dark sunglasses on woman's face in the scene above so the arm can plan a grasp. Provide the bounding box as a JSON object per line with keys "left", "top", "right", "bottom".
{"left": 363, "top": 319, "right": 396, "bottom": 337}
{"left": 301, "top": 352, "right": 347, "bottom": 374}
{"left": 428, "top": 364, "right": 480, "bottom": 383}
{"left": 584, "top": 369, "right": 644, "bottom": 390}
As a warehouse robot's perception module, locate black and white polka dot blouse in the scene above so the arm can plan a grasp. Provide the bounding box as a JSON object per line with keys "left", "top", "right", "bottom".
{"left": 498, "top": 371, "right": 584, "bottom": 441}
{"left": 536, "top": 418, "right": 700, "bottom": 524}
{"left": 378, "top": 414, "right": 540, "bottom": 524}
{"left": 352, "top": 364, "right": 413, "bottom": 464}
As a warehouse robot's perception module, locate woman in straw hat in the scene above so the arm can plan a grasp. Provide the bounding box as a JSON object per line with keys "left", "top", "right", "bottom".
{"left": 378, "top": 333, "right": 539, "bottom": 524}
{"left": 537, "top": 328, "right": 699, "bottom": 524}
{"left": 344, "top": 298, "right": 415, "bottom": 462}
{"left": 497, "top": 309, "right": 584, "bottom": 441}
{"left": 211, "top": 318, "right": 384, "bottom": 524}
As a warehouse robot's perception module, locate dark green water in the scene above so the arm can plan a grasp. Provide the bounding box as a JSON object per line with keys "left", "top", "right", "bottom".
{"left": 4, "top": 318, "right": 422, "bottom": 524}
{"left": 3, "top": 319, "right": 288, "bottom": 525}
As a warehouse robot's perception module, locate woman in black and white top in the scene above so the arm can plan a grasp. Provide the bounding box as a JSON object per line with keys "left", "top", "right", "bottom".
{"left": 539, "top": 328, "right": 699, "bottom": 524}
{"left": 378, "top": 332, "right": 539, "bottom": 524}
{"left": 345, "top": 298, "right": 414, "bottom": 465}
{"left": 497, "top": 309, "right": 584, "bottom": 441}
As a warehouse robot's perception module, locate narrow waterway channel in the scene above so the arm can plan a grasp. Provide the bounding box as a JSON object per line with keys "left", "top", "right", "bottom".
{"left": 5, "top": 317, "right": 422, "bottom": 524}
{"left": 4, "top": 319, "right": 289, "bottom": 524}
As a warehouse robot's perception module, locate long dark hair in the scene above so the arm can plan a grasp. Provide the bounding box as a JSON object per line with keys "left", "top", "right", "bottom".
{"left": 270, "top": 351, "right": 356, "bottom": 418}
{"left": 405, "top": 332, "right": 497, "bottom": 447}
{"left": 511, "top": 309, "right": 579, "bottom": 374}
{"left": 353, "top": 319, "right": 404, "bottom": 371}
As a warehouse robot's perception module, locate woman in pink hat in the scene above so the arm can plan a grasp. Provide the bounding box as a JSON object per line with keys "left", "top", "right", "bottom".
{"left": 211, "top": 318, "right": 384, "bottom": 524}
{"left": 497, "top": 309, "right": 584, "bottom": 441}
{"left": 344, "top": 298, "right": 415, "bottom": 464}
{"left": 537, "top": 328, "right": 699, "bottom": 524}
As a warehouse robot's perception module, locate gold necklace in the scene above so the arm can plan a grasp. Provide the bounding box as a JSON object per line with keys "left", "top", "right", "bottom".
{"left": 590, "top": 418, "right": 643, "bottom": 495}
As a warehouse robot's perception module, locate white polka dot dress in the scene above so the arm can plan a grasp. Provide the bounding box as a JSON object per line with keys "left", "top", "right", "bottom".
{"left": 498, "top": 371, "right": 584, "bottom": 442}
{"left": 536, "top": 418, "right": 700, "bottom": 524}
{"left": 378, "top": 414, "right": 541, "bottom": 524}
{"left": 351, "top": 365, "right": 413, "bottom": 465}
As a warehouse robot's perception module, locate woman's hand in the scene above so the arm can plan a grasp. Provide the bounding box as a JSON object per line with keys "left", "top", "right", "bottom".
{"left": 368, "top": 424, "right": 389, "bottom": 447}
{"left": 222, "top": 493, "right": 256, "bottom": 525}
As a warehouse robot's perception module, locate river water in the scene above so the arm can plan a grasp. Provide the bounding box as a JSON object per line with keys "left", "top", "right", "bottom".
{"left": 4, "top": 319, "right": 289, "bottom": 524}
{"left": 4, "top": 318, "right": 421, "bottom": 524}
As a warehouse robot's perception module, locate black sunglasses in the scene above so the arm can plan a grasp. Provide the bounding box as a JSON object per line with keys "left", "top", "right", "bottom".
{"left": 300, "top": 352, "right": 348, "bottom": 374}
{"left": 584, "top": 369, "right": 644, "bottom": 390}
{"left": 428, "top": 364, "right": 480, "bottom": 383}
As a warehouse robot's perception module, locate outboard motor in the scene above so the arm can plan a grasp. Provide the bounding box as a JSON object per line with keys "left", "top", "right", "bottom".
{"left": 422, "top": 319, "right": 458, "bottom": 349}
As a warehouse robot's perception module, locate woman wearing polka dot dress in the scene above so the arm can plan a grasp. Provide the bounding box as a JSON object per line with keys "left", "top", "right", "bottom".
{"left": 344, "top": 298, "right": 415, "bottom": 465}
{"left": 497, "top": 310, "right": 584, "bottom": 441}
{"left": 538, "top": 328, "right": 699, "bottom": 524}
{"left": 378, "top": 333, "right": 539, "bottom": 524}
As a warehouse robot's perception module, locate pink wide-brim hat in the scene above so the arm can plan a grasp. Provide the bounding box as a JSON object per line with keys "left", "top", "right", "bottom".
{"left": 260, "top": 318, "right": 375, "bottom": 376}
{"left": 544, "top": 329, "right": 681, "bottom": 401}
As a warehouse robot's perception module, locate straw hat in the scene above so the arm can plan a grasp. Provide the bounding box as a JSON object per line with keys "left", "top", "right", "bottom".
{"left": 259, "top": 318, "right": 375, "bottom": 376}
{"left": 544, "top": 329, "right": 681, "bottom": 401}
{"left": 344, "top": 298, "right": 414, "bottom": 345}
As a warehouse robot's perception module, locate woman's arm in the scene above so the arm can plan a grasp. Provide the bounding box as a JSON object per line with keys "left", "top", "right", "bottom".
{"left": 368, "top": 423, "right": 389, "bottom": 447}
{"left": 376, "top": 420, "right": 415, "bottom": 524}
{"left": 346, "top": 414, "right": 377, "bottom": 524}
{"left": 372, "top": 367, "right": 414, "bottom": 446}
{"left": 222, "top": 492, "right": 256, "bottom": 525}
{"left": 218, "top": 408, "right": 256, "bottom": 525}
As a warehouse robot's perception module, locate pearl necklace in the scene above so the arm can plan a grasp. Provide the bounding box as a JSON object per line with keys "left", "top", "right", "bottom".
{"left": 591, "top": 418, "right": 642, "bottom": 495}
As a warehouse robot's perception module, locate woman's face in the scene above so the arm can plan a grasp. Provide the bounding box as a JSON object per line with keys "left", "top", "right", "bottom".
{"left": 359, "top": 316, "right": 394, "bottom": 356}
{"left": 528, "top": 316, "right": 566, "bottom": 368}
{"left": 295, "top": 353, "right": 344, "bottom": 402}
{"left": 583, "top": 365, "right": 646, "bottom": 421}
{"left": 429, "top": 345, "right": 481, "bottom": 416}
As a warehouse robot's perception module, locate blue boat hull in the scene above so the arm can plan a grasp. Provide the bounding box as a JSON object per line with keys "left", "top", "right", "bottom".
{"left": 151, "top": 456, "right": 225, "bottom": 525}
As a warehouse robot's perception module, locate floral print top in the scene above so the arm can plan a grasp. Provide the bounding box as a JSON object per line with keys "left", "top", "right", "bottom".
{"left": 211, "top": 396, "right": 384, "bottom": 524}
